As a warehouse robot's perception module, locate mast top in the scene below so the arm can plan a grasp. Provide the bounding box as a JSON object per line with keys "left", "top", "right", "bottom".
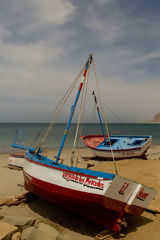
{"left": 89, "top": 53, "right": 93, "bottom": 64}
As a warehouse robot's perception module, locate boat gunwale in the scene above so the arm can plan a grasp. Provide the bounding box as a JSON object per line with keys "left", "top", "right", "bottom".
{"left": 81, "top": 135, "right": 152, "bottom": 152}
{"left": 25, "top": 151, "right": 115, "bottom": 180}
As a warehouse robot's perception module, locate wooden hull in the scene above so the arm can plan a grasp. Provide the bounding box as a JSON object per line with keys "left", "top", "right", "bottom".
{"left": 23, "top": 152, "right": 156, "bottom": 231}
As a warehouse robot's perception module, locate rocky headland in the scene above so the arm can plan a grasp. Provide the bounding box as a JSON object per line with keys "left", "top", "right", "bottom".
{"left": 150, "top": 112, "right": 160, "bottom": 123}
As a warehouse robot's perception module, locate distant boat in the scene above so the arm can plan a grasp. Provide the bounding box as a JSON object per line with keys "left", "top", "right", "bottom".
{"left": 11, "top": 54, "right": 157, "bottom": 232}
{"left": 8, "top": 153, "right": 25, "bottom": 169}
{"left": 81, "top": 135, "right": 152, "bottom": 159}
{"left": 81, "top": 91, "right": 152, "bottom": 159}
{"left": 9, "top": 129, "right": 28, "bottom": 168}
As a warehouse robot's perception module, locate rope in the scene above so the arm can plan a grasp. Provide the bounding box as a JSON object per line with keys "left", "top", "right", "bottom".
{"left": 100, "top": 110, "right": 123, "bottom": 150}
{"left": 70, "top": 62, "right": 90, "bottom": 166}
{"left": 79, "top": 80, "right": 85, "bottom": 137}
{"left": 36, "top": 65, "right": 85, "bottom": 150}
{"left": 97, "top": 97, "right": 123, "bottom": 123}
{"left": 93, "top": 60, "right": 118, "bottom": 175}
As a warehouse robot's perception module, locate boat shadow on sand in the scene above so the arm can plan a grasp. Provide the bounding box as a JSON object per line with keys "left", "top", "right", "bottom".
{"left": 28, "top": 196, "right": 153, "bottom": 239}
{"left": 81, "top": 155, "right": 148, "bottom": 162}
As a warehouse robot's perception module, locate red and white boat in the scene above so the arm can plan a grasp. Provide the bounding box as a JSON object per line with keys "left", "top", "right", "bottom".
{"left": 12, "top": 54, "right": 157, "bottom": 232}
{"left": 23, "top": 151, "right": 156, "bottom": 231}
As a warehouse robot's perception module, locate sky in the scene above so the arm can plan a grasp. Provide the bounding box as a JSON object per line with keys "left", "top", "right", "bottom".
{"left": 0, "top": 0, "right": 160, "bottom": 123}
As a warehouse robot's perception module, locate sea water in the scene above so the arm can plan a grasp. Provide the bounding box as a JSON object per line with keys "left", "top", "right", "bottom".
{"left": 0, "top": 123, "right": 160, "bottom": 153}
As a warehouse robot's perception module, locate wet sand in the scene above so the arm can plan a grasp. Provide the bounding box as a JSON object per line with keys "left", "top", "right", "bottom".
{"left": 0, "top": 146, "right": 160, "bottom": 239}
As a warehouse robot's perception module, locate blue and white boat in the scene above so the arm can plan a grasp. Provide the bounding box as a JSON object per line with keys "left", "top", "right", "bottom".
{"left": 81, "top": 89, "right": 152, "bottom": 159}
{"left": 81, "top": 135, "right": 152, "bottom": 159}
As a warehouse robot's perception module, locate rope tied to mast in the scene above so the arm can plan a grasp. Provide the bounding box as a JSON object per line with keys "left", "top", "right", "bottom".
{"left": 35, "top": 65, "right": 86, "bottom": 153}
{"left": 92, "top": 60, "right": 118, "bottom": 175}
{"left": 55, "top": 54, "right": 93, "bottom": 163}
{"left": 70, "top": 57, "right": 91, "bottom": 166}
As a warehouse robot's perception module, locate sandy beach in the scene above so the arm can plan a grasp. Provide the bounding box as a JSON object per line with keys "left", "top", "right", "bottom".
{"left": 0, "top": 146, "right": 160, "bottom": 239}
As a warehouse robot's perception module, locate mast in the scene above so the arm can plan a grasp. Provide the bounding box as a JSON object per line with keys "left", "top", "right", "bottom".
{"left": 92, "top": 91, "right": 106, "bottom": 141}
{"left": 56, "top": 54, "right": 93, "bottom": 163}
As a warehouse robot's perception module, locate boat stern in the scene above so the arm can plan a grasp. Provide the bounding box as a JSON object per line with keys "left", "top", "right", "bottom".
{"left": 124, "top": 184, "right": 157, "bottom": 215}
{"left": 104, "top": 175, "right": 157, "bottom": 216}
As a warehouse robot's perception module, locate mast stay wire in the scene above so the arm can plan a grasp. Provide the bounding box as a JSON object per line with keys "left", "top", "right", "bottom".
{"left": 96, "top": 98, "right": 123, "bottom": 123}
{"left": 92, "top": 60, "right": 118, "bottom": 175}
{"left": 70, "top": 61, "right": 91, "bottom": 166}
{"left": 96, "top": 97, "right": 123, "bottom": 141}
{"left": 99, "top": 108, "right": 123, "bottom": 150}
{"left": 36, "top": 65, "right": 86, "bottom": 150}
{"left": 95, "top": 97, "right": 124, "bottom": 149}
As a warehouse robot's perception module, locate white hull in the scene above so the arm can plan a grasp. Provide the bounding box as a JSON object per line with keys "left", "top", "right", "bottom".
{"left": 91, "top": 139, "right": 151, "bottom": 159}
{"left": 23, "top": 156, "right": 157, "bottom": 215}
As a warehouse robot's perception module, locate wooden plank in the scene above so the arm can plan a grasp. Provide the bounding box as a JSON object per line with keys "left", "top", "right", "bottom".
{"left": 95, "top": 229, "right": 115, "bottom": 240}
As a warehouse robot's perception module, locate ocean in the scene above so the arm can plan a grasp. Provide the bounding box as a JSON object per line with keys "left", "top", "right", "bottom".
{"left": 1, "top": 123, "right": 160, "bottom": 153}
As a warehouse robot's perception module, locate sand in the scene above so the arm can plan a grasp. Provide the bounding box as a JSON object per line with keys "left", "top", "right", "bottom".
{"left": 0, "top": 146, "right": 160, "bottom": 239}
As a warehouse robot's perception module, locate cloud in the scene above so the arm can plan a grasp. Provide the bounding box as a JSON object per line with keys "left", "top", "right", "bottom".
{"left": 0, "top": 41, "right": 64, "bottom": 66}
{"left": 33, "top": 0, "right": 76, "bottom": 25}
{"left": 1, "top": 0, "right": 76, "bottom": 27}
{"left": 0, "top": 0, "right": 76, "bottom": 65}
{"left": 0, "top": 0, "right": 160, "bottom": 122}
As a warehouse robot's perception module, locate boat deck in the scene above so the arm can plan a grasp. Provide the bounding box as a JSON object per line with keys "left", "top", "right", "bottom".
{"left": 97, "top": 136, "right": 151, "bottom": 151}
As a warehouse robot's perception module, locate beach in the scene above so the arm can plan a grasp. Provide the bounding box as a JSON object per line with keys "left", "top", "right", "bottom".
{"left": 0, "top": 146, "right": 160, "bottom": 240}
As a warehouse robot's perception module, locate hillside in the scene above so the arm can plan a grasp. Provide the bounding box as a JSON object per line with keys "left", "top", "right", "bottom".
{"left": 151, "top": 112, "right": 160, "bottom": 123}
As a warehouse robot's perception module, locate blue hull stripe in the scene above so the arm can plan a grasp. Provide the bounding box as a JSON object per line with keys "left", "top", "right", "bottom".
{"left": 26, "top": 151, "right": 115, "bottom": 180}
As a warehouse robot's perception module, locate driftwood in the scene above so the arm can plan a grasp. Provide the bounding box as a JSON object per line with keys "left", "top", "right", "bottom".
{"left": 87, "top": 163, "right": 95, "bottom": 169}
{"left": 95, "top": 229, "right": 126, "bottom": 240}
{"left": 95, "top": 229, "right": 116, "bottom": 240}
{"left": 0, "top": 192, "right": 37, "bottom": 207}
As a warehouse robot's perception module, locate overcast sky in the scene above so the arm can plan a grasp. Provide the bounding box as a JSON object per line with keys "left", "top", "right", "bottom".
{"left": 0, "top": 0, "right": 160, "bottom": 123}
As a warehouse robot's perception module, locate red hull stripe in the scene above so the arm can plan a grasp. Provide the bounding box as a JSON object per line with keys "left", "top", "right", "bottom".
{"left": 124, "top": 204, "right": 146, "bottom": 216}
{"left": 24, "top": 157, "right": 111, "bottom": 180}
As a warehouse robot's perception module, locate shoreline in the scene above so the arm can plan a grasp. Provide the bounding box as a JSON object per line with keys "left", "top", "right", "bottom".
{"left": 2, "top": 142, "right": 160, "bottom": 154}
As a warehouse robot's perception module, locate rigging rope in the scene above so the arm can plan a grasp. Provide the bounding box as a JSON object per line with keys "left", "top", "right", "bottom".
{"left": 36, "top": 65, "right": 85, "bottom": 150}
{"left": 93, "top": 60, "right": 118, "bottom": 175}
{"left": 70, "top": 62, "right": 90, "bottom": 166}
{"left": 99, "top": 108, "right": 123, "bottom": 150}
{"left": 96, "top": 97, "right": 123, "bottom": 123}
